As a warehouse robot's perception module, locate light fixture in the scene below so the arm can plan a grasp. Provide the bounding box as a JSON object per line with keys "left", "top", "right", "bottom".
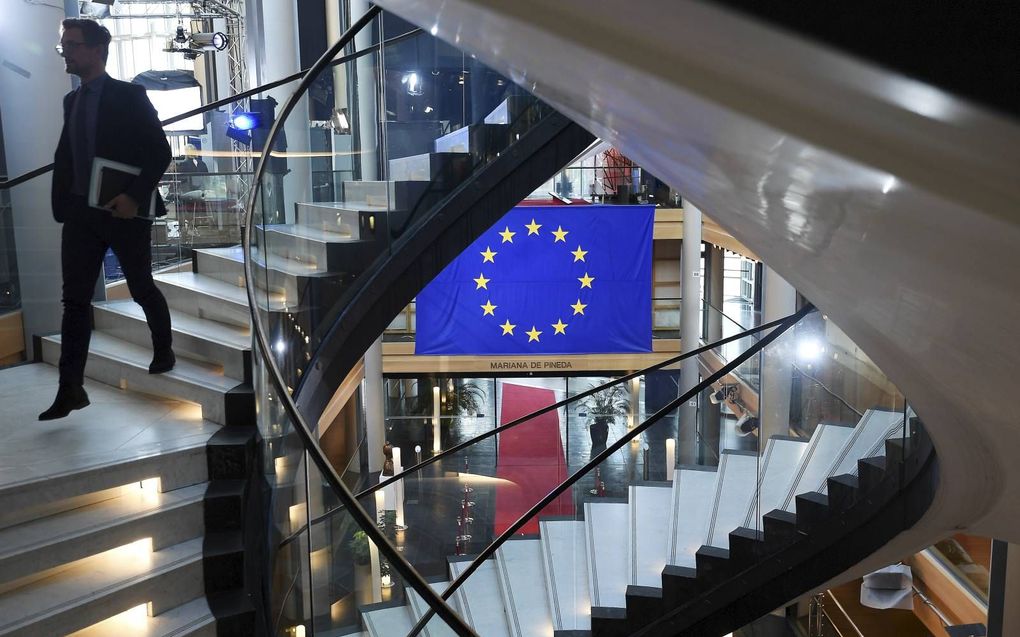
{"left": 401, "top": 71, "right": 424, "bottom": 96}
{"left": 796, "top": 337, "right": 825, "bottom": 361}
{"left": 329, "top": 107, "right": 350, "bottom": 134}
{"left": 191, "top": 32, "right": 230, "bottom": 51}
{"left": 230, "top": 112, "right": 260, "bottom": 131}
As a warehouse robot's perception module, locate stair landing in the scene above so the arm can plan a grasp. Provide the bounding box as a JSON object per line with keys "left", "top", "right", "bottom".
{"left": 0, "top": 363, "right": 219, "bottom": 499}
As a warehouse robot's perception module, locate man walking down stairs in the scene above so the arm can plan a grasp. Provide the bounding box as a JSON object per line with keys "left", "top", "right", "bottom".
{"left": 0, "top": 243, "right": 268, "bottom": 635}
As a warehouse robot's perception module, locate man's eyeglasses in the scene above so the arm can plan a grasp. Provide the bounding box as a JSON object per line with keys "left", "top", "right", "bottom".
{"left": 54, "top": 41, "right": 89, "bottom": 56}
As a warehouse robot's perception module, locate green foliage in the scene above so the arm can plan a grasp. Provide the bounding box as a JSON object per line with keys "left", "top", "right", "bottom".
{"left": 581, "top": 382, "right": 630, "bottom": 425}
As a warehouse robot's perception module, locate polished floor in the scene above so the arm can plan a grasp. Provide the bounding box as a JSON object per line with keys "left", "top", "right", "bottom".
{"left": 0, "top": 363, "right": 219, "bottom": 492}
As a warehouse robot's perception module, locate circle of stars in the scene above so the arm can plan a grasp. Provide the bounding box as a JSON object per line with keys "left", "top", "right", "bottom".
{"left": 474, "top": 218, "right": 594, "bottom": 344}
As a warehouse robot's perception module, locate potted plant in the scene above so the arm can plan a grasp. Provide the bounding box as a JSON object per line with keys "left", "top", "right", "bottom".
{"left": 580, "top": 383, "right": 630, "bottom": 452}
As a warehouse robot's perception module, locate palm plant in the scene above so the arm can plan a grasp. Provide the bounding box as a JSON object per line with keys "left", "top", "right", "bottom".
{"left": 580, "top": 382, "right": 630, "bottom": 451}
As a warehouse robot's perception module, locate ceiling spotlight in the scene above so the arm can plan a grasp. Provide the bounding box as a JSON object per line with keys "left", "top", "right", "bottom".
{"left": 191, "top": 32, "right": 230, "bottom": 51}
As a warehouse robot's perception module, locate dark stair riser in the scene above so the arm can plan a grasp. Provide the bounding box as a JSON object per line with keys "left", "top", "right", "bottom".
{"left": 636, "top": 429, "right": 937, "bottom": 637}
{"left": 204, "top": 426, "right": 271, "bottom": 636}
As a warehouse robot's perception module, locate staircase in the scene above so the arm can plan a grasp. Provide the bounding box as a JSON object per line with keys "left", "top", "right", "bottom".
{"left": 8, "top": 242, "right": 269, "bottom": 635}
{"left": 351, "top": 408, "right": 929, "bottom": 636}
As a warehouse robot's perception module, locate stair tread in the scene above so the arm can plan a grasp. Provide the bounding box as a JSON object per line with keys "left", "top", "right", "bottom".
{"left": 629, "top": 485, "right": 673, "bottom": 588}
{"left": 44, "top": 332, "right": 243, "bottom": 390}
{"left": 495, "top": 539, "right": 555, "bottom": 637}
{"left": 95, "top": 301, "right": 251, "bottom": 351}
{"left": 0, "top": 537, "right": 204, "bottom": 634}
{"left": 781, "top": 424, "right": 856, "bottom": 512}
{"left": 196, "top": 245, "right": 334, "bottom": 278}
{"left": 740, "top": 437, "right": 809, "bottom": 530}
{"left": 448, "top": 559, "right": 511, "bottom": 637}
{"left": 262, "top": 223, "right": 359, "bottom": 243}
{"left": 706, "top": 452, "right": 760, "bottom": 549}
{"left": 820, "top": 409, "right": 904, "bottom": 490}
{"left": 584, "top": 501, "right": 629, "bottom": 609}
{"left": 0, "top": 483, "right": 206, "bottom": 565}
{"left": 156, "top": 271, "right": 285, "bottom": 311}
{"left": 405, "top": 581, "right": 458, "bottom": 637}
{"left": 362, "top": 604, "right": 413, "bottom": 637}
{"left": 539, "top": 519, "right": 590, "bottom": 632}
{"left": 67, "top": 596, "right": 214, "bottom": 637}
{"left": 668, "top": 468, "right": 719, "bottom": 568}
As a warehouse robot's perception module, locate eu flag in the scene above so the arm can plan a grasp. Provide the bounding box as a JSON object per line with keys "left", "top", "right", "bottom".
{"left": 416, "top": 204, "right": 654, "bottom": 355}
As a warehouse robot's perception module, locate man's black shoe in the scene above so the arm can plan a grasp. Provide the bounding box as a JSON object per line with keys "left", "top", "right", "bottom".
{"left": 149, "top": 349, "right": 176, "bottom": 374}
{"left": 39, "top": 384, "right": 90, "bottom": 421}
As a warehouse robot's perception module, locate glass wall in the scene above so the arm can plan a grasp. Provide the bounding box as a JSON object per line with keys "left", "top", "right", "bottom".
{"left": 0, "top": 107, "right": 18, "bottom": 313}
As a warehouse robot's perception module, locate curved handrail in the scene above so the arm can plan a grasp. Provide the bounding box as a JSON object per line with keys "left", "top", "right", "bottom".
{"left": 272, "top": 314, "right": 783, "bottom": 541}
{"left": 357, "top": 314, "right": 777, "bottom": 500}
{"left": 0, "top": 27, "right": 422, "bottom": 190}
{"left": 242, "top": 6, "right": 476, "bottom": 637}
{"left": 405, "top": 304, "right": 816, "bottom": 637}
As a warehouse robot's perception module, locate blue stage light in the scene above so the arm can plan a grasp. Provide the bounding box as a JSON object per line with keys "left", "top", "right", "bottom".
{"left": 230, "top": 112, "right": 260, "bottom": 131}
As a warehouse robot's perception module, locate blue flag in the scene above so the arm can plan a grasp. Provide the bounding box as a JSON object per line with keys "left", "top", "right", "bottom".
{"left": 416, "top": 204, "right": 654, "bottom": 355}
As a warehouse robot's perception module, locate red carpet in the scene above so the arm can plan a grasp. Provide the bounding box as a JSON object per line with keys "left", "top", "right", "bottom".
{"left": 495, "top": 383, "right": 573, "bottom": 535}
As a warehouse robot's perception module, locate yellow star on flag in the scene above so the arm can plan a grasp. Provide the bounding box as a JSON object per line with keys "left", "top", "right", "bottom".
{"left": 525, "top": 219, "right": 542, "bottom": 235}
{"left": 526, "top": 326, "right": 542, "bottom": 342}
{"left": 498, "top": 226, "right": 516, "bottom": 243}
{"left": 480, "top": 246, "right": 497, "bottom": 263}
{"left": 551, "top": 319, "right": 568, "bottom": 335}
{"left": 481, "top": 300, "right": 498, "bottom": 316}
{"left": 571, "top": 299, "right": 587, "bottom": 315}
{"left": 473, "top": 273, "right": 490, "bottom": 289}
{"left": 551, "top": 226, "right": 569, "bottom": 242}
{"left": 571, "top": 245, "right": 588, "bottom": 262}
{"left": 578, "top": 273, "right": 595, "bottom": 288}
{"left": 500, "top": 319, "right": 516, "bottom": 335}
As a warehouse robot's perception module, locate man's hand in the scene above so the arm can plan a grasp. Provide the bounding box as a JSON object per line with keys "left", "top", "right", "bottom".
{"left": 104, "top": 193, "right": 139, "bottom": 219}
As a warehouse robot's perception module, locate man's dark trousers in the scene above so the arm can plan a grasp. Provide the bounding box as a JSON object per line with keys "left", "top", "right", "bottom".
{"left": 58, "top": 197, "right": 172, "bottom": 386}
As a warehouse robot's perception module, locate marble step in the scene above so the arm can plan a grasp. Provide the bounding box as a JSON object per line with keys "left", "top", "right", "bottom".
{"left": 0, "top": 483, "right": 206, "bottom": 588}
{"left": 193, "top": 246, "right": 349, "bottom": 317}
{"left": 0, "top": 537, "right": 204, "bottom": 637}
{"left": 342, "top": 180, "right": 430, "bottom": 212}
{"left": 40, "top": 332, "right": 251, "bottom": 427}
{"left": 448, "top": 558, "right": 511, "bottom": 637}
{"left": 93, "top": 301, "right": 250, "bottom": 381}
{"left": 361, "top": 602, "right": 413, "bottom": 637}
{"left": 293, "top": 202, "right": 363, "bottom": 236}
{"left": 628, "top": 484, "right": 673, "bottom": 588}
{"left": 705, "top": 451, "right": 759, "bottom": 550}
{"left": 154, "top": 272, "right": 256, "bottom": 329}
{"left": 495, "top": 539, "right": 555, "bottom": 637}
{"left": 584, "top": 501, "right": 629, "bottom": 610}
{"left": 538, "top": 518, "right": 591, "bottom": 633}
{"left": 406, "top": 579, "right": 458, "bottom": 637}
{"left": 781, "top": 423, "right": 856, "bottom": 512}
{"left": 67, "top": 596, "right": 215, "bottom": 637}
{"left": 667, "top": 467, "right": 718, "bottom": 569}
{"left": 819, "top": 408, "right": 904, "bottom": 491}
{"left": 260, "top": 224, "right": 378, "bottom": 274}
{"left": 388, "top": 152, "right": 472, "bottom": 186}
{"left": 0, "top": 433, "right": 209, "bottom": 532}
{"left": 739, "top": 436, "right": 809, "bottom": 530}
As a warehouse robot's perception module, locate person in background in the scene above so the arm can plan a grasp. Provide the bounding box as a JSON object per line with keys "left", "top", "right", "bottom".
{"left": 40, "top": 18, "right": 175, "bottom": 420}
{"left": 177, "top": 143, "right": 209, "bottom": 193}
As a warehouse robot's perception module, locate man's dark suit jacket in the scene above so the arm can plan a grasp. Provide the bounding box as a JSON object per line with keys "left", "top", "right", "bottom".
{"left": 51, "top": 76, "right": 172, "bottom": 222}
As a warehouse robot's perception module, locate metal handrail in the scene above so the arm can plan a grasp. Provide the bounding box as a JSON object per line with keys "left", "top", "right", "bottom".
{"left": 0, "top": 27, "right": 422, "bottom": 190}
{"left": 357, "top": 313, "right": 786, "bottom": 501}
{"left": 274, "top": 314, "right": 790, "bottom": 542}
{"left": 241, "top": 6, "right": 476, "bottom": 636}
{"left": 405, "top": 304, "right": 816, "bottom": 637}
